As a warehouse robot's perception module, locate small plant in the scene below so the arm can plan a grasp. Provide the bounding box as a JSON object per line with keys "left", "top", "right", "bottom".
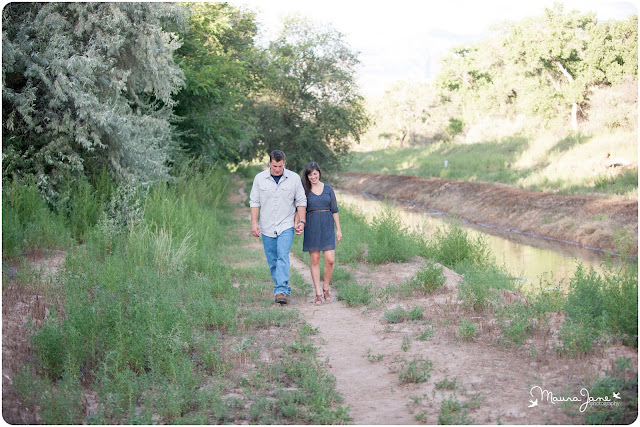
{"left": 458, "top": 318, "right": 477, "bottom": 342}
{"left": 401, "top": 335, "right": 411, "bottom": 352}
{"left": 367, "top": 204, "right": 417, "bottom": 264}
{"left": 398, "top": 357, "right": 432, "bottom": 384}
{"left": 408, "top": 261, "right": 446, "bottom": 294}
{"left": 337, "top": 282, "right": 374, "bottom": 307}
{"left": 435, "top": 376, "right": 458, "bottom": 390}
{"left": 384, "top": 306, "right": 408, "bottom": 323}
{"left": 408, "top": 305, "right": 425, "bottom": 321}
{"left": 438, "top": 397, "right": 474, "bottom": 424}
{"left": 416, "top": 326, "right": 435, "bottom": 340}
{"left": 363, "top": 348, "right": 384, "bottom": 363}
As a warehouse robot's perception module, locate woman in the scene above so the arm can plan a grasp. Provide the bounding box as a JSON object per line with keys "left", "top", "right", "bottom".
{"left": 298, "top": 162, "right": 342, "bottom": 305}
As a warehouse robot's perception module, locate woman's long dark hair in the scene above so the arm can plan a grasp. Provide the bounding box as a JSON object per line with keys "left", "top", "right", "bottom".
{"left": 301, "top": 162, "right": 321, "bottom": 197}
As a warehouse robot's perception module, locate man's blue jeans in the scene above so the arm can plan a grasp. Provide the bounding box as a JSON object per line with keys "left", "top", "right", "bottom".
{"left": 261, "top": 227, "right": 294, "bottom": 296}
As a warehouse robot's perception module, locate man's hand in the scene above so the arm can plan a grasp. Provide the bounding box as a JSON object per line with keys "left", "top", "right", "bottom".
{"left": 295, "top": 222, "right": 305, "bottom": 235}
{"left": 252, "top": 223, "right": 261, "bottom": 238}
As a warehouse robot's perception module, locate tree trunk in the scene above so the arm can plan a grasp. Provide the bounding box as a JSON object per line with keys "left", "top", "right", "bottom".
{"left": 570, "top": 102, "right": 578, "bottom": 131}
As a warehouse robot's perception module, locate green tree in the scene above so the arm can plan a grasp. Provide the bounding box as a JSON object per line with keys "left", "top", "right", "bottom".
{"left": 173, "top": 2, "right": 260, "bottom": 165}
{"left": 248, "top": 15, "right": 369, "bottom": 172}
{"left": 2, "top": 3, "right": 186, "bottom": 204}
{"left": 502, "top": 3, "right": 598, "bottom": 131}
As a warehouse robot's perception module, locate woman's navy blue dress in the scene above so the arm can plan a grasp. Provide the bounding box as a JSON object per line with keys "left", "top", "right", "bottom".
{"left": 303, "top": 184, "right": 339, "bottom": 252}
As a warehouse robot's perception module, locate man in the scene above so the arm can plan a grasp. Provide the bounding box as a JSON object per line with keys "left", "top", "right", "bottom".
{"left": 250, "top": 150, "right": 307, "bottom": 304}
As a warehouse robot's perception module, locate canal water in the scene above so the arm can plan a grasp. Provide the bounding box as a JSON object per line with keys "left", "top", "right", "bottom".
{"left": 335, "top": 189, "right": 609, "bottom": 290}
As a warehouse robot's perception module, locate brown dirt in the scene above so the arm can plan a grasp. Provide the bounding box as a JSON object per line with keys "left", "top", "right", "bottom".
{"left": 2, "top": 250, "right": 65, "bottom": 424}
{"left": 336, "top": 172, "right": 638, "bottom": 254}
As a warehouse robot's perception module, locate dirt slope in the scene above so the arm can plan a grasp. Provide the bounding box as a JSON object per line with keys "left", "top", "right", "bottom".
{"left": 337, "top": 172, "right": 638, "bottom": 254}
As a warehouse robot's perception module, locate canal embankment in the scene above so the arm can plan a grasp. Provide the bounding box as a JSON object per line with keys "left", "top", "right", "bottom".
{"left": 336, "top": 172, "right": 638, "bottom": 255}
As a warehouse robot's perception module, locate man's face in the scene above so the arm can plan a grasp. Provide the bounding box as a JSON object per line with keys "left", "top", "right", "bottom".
{"left": 269, "top": 159, "right": 285, "bottom": 176}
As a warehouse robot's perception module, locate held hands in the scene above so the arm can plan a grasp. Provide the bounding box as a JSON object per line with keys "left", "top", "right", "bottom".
{"left": 295, "top": 221, "right": 305, "bottom": 235}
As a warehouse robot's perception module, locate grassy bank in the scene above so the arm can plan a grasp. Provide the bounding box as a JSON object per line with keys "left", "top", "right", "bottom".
{"left": 3, "top": 166, "right": 637, "bottom": 423}
{"left": 348, "top": 128, "right": 638, "bottom": 198}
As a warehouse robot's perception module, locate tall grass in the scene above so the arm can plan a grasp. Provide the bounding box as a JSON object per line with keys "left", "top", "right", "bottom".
{"left": 14, "top": 165, "right": 351, "bottom": 424}
{"left": 2, "top": 177, "right": 74, "bottom": 258}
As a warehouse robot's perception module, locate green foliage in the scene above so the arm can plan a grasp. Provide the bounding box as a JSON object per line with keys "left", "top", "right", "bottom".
{"left": 456, "top": 262, "right": 517, "bottom": 312}
{"left": 457, "top": 318, "right": 478, "bottom": 342}
{"left": 408, "top": 261, "right": 446, "bottom": 294}
{"left": 336, "top": 282, "right": 374, "bottom": 307}
{"left": 368, "top": 204, "right": 418, "bottom": 264}
{"left": 424, "top": 222, "right": 493, "bottom": 269}
{"left": 2, "top": 178, "right": 74, "bottom": 257}
{"left": 446, "top": 117, "right": 465, "bottom": 139}
{"left": 398, "top": 357, "right": 432, "bottom": 384}
{"left": 438, "top": 397, "right": 474, "bottom": 424}
{"left": 584, "top": 357, "right": 638, "bottom": 424}
{"left": 2, "top": 3, "right": 187, "bottom": 202}
{"left": 249, "top": 15, "right": 369, "bottom": 172}
{"left": 173, "top": 3, "right": 259, "bottom": 164}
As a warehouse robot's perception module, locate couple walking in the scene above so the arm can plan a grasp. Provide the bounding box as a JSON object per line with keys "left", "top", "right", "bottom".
{"left": 250, "top": 150, "right": 342, "bottom": 305}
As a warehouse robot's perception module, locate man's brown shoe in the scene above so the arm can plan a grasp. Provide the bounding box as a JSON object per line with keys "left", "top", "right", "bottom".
{"left": 275, "top": 293, "right": 287, "bottom": 304}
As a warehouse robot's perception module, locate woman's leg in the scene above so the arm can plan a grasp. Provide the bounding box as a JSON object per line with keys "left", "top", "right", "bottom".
{"left": 309, "top": 251, "right": 322, "bottom": 297}
{"left": 323, "top": 250, "right": 335, "bottom": 298}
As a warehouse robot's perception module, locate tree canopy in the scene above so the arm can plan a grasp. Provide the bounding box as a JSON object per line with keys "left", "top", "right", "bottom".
{"left": 2, "top": 3, "right": 187, "bottom": 203}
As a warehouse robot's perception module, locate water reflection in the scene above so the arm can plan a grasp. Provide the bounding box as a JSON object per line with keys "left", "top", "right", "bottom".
{"left": 335, "top": 189, "right": 608, "bottom": 289}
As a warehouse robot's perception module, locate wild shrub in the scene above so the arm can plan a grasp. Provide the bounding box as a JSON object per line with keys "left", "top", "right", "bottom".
{"left": 495, "top": 302, "right": 535, "bottom": 346}
{"left": 408, "top": 261, "right": 446, "bottom": 294}
{"left": 457, "top": 318, "right": 478, "bottom": 342}
{"left": 456, "top": 261, "right": 516, "bottom": 311}
{"left": 330, "top": 204, "right": 369, "bottom": 263}
{"left": 438, "top": 397, "right": 474, "bottom": 424}
{"left": 337, "top": 282, "right": 374, "bottom": 307}
{"left": 2, "top": 178, "right": 74, "bottom": 257}
{"left": 584, "top": 357, "right": 638, "bottom": 424}
{"left": 424, "top": 222, "right": 493, "bottom": 269}
{"left": 398, "top": 357, "right": 432, "bottom": 384}
{"left": 367, "top": 204, "right": 417, "bottom": 264}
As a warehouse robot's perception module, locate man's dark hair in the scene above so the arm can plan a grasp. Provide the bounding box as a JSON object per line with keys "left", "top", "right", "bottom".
{"left": 270, "top": 150, "right": 286, "bottom": 162}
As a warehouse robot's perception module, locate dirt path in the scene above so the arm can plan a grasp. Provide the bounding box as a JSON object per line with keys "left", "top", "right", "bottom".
{"left": 287, "top": 251, "right": 637, "bottom": 424}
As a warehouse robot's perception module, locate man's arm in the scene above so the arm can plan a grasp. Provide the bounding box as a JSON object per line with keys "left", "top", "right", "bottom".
{"left": 251, "top": 207, "right": 261, "bottom": 237}
{"left": 295, "top": 205, "right": 306, "bottom": 234}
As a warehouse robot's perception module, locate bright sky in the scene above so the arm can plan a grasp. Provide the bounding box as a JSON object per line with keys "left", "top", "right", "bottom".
{"left": 227, "top": 0, "right": 638, "bottom": 97}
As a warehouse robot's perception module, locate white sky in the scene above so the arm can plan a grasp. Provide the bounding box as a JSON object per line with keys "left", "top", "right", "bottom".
{"left": 227, "top": 0, "right": 638, "bottom": 96}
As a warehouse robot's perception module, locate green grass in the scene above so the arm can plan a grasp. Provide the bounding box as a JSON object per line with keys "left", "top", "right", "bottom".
{"left": 348, "top": 128, "right": 638, "bottom": 197}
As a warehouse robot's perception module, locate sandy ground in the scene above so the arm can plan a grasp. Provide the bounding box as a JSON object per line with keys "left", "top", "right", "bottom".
{"left": 2, "top": 178, "right": 637, "bottom": 424}
{"left": 337, "top": 172, "right": 638, "bottom": 255}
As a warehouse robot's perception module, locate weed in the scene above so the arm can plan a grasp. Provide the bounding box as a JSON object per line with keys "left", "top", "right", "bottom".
{"left": 367, "top": 203, "right": 418, "bottom": 264}
{"left": 456, "top": 261, "right": 516, "bottom": 311}
{"left": 435, "top": 376, "right": 458, "bottom": 390}
{"left": 337, "top": 281, "right": 374, "bottom": 307}
{"left": 458, "top": 318, "right": 478, "bottom": 342}
{"left": 423, "top": 222, "right": 493, "bottom": 269}
{"left": 416, "top": 326, "right": 436, "bottom": 340}
{"left": 398, "top": 357, "right": 432, "bottom": 384}
{"left": 438, "top": 396, "right": 474, "bottom": 424}
{"left": 384, "top": 305, "right": 408, "bottom": 323}
{"left": 401, "top": 335, "right": 412, "bottom": 352}
{"left": 364, "top": 348, "right": 385, "bottom": 363}
{"left": 584, "top": 357, "right": 638, "bottom": 424}
{"left": 408, "top": 261, "right": 446, "bottom": 294}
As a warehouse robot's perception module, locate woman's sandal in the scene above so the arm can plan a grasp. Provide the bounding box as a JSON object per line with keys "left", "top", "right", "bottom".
{"left": 314, "top": 295, "right": 323, "bottom": 305}
{"left": 323, "top": 288, "right": 331, "bottom": 302}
